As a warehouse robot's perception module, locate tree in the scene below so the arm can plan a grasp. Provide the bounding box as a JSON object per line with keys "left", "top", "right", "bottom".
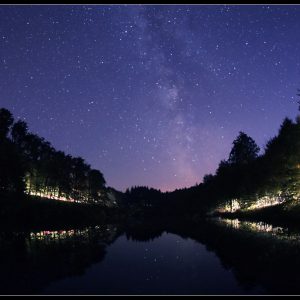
{"left": 0, "top": 108, "right": 13, "bottom": 139}
{"left": 216, "top": 160, "right": 230, "bottom": 176}
{"left": 296, "top": 89, "right": 300, "bottom": 111}
{"left": 11, "top": 120, "right": 28, "bottom": 147}
{"left": 228, "top": 132, "right": 260, "bottom": 165}
{"left": 88, "top": 169, "right": 106, "bottom": 203}
{"left": 203, "top": 174, "right": 214, "bottom": 184}
{"left": 0, "top": 107, "right": 109, "bottom": 203}
{"left": 0, "top": 109, "right": 24, "bottom": 194}
{"left": 70, "top": 157, "right": 90, "bottom": 202}
{"left": 0, "top": 139, "right": 24, "bottom": 194}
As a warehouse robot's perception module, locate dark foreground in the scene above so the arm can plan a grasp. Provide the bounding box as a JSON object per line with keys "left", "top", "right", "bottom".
{"left": 1, "top": 214, "right": 300, "bottom": 295}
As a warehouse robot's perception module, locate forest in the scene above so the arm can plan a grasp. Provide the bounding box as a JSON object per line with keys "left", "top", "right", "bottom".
{"left": 1, "top": 106, "right": 300, "bottom": 223}
{"left": 125, "top": 115, "right": 300, "bottom": 218}
{"left": 0, "top": 108, "right": 112, "bottom": 206}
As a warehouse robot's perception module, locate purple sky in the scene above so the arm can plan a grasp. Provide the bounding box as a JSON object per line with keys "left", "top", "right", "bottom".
{"left": 0, "top": 5, "right": 299, "bottom": 192}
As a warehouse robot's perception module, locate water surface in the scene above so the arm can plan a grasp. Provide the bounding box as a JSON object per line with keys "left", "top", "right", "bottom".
{"left": 1, "top": 218, "right": 300, "bottom": 295}
{"left": 43, "top": 232, "right": 252, "bottom": 295}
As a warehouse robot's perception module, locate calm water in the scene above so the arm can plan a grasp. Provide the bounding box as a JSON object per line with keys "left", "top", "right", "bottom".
{"left": 43, "top": 232, "right": 252, "bottom": 295}
{"left": 1, "top": 218, "right": 300, "bottom": 295}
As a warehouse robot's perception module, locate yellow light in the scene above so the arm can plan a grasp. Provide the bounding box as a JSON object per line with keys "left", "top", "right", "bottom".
{"left": 26, "top": 190, "right": 78, "bottom": 203}
{"left": 216, "top": 193, "right": 286, "bottom": 213}
{"left": 220, "top": 218, "right": 285, "bottom": 235}
{"left": 217, "top": 199, "right": 241, "bottom": 213}
{"left": 246, "top": 195, "right": 284, "bottom": 210}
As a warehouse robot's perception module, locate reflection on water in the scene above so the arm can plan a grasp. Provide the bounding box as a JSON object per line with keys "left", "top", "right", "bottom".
{"left": 43, "top": 232, "right": 250, "bottom": 295}
{"left": 0, "top": 225, "right": 121, "bottom": 295}
{"left": 1, "top": 218, "right": 300, "bottom": 294}
{"left": 217, "top": 218, "right": 300, "bottom": 242}
{"left": 219, "top": 218, "right": 285, "bottom": 234}
{"left": 30, "top": 229, "right": 80, "bottom": 240}
{"left": 29, "top": 226, "right": 116, "bottom": 242}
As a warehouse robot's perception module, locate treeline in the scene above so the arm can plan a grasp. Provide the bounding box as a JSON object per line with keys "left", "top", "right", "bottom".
{"left": 123, "top": 185, "right": 199, "bottom": 216}
{"left": 125, "top": 116, "right": 300, "bottom": 215}
{"left": 124, "top": 186, "right": 163, "bottom": 208}
{"left": 0, "top": 108, "right": 108, "bottom": 204}
{"left": 3, "top": 106, "right": 300, "bottom": 216}
{"left": 170, "top": 117, "right": 300, "bottom": 214}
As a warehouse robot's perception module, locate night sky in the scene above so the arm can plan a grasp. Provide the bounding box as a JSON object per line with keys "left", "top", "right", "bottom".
{"left": 0, "top": 5, "right": 299, "bottom": 192}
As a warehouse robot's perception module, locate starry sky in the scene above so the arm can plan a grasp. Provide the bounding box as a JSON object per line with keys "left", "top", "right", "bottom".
{"left": 1, "top": 5, "right": 299, "bottom": 192}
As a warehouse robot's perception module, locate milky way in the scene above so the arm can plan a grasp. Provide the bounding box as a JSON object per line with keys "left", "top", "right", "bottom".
{"left": 0, "top": 5, "right": 299, "bottom": 191}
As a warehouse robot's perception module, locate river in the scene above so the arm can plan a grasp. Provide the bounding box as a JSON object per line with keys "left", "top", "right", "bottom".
{"left": 1, "top": 218, "right": 299, "bottom": 295}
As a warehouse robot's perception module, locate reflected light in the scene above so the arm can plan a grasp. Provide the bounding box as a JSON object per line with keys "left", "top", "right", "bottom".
{"left": 219, "top": 218, "right": 286, "bottom": 236}
{"left": 216, "top": 194, "right": 286, "bottom": 213}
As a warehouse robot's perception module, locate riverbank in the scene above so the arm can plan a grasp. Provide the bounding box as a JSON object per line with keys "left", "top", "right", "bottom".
{"left": 0, "top": 192, "right": 125, "bottom": 230}
{"left": 214, "top": 200, "right": 300, "bottom": 229}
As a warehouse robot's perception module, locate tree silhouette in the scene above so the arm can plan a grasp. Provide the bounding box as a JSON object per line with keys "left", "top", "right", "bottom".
{"left": 296, "top": 89, "right": 300, "bottom": 111}
{"left": 11, "top": 120, "right": 28, "bottom": 146}
{"left": 0, "top": 109, "right": 24, "bottom": 194}
{"left": 88, "top": 169, "right": 106, "bottom": 203}
{"left": 228, "top": 132, "right": 260, "bottom": 165}
{"left": 0, "top": 107, "right": 109, "bottom": 204}
{"left": 0, "top": 108, "right": 13, "bottom": 139}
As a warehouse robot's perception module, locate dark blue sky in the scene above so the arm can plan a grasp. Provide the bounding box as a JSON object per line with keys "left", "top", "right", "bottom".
{"left": 0, "top": 5, "right": 299, "bottom": 191}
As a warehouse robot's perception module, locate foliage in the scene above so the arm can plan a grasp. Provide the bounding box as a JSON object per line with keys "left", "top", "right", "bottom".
{"left": 135, "top": 116, "right": 300, "bottom": 216}
{"left": 228, "top": 131, "right": 260, "bottom": 165}
{"left": 0, "top": 108, "right": 107, "bottom": 204}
